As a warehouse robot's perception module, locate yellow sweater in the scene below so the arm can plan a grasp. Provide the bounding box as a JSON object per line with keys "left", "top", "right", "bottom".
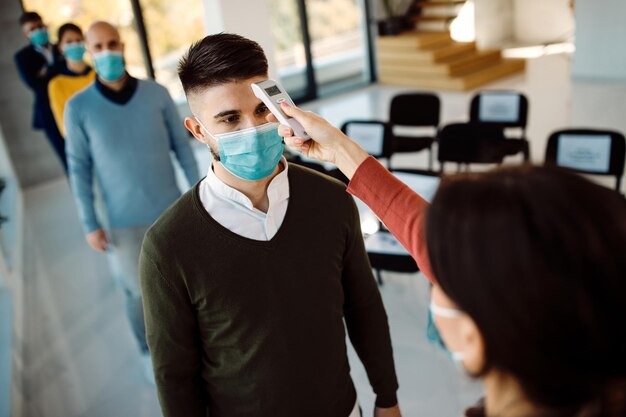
{"left": 48, "top": 69, "right": 96, "bottom": 136}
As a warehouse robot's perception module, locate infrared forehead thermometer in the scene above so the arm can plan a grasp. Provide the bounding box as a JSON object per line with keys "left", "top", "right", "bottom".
{"left": 251, "top": 79, "right": 310, "bottom": 140}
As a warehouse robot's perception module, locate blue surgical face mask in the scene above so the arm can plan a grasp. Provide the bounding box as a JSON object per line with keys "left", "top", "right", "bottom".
{"left": 427, "top": 302, "right": 466, "bottom": 365}
{"left": 63, "top": 42, "right": 86, "bottom": 62}
{"left": 30, "top": 28, "right": 49, "bottom": 47}
{"left": 196, "top": 118, "right": 284, "bottom": 181}
{"left": 93, "top": 50, "right": 125, "bottom": 82}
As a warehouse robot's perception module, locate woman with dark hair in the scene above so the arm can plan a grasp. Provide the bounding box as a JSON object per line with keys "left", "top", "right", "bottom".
{"left": 48, "top": 22, "right": 95, "bottom": 136}
{"left": 270, "top": 103, "right": 626, "bottom": 417}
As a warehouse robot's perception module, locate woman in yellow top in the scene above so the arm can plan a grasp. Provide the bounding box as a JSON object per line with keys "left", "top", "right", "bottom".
{"left": 48, "top": 23, "right": 95, "bottom": 136}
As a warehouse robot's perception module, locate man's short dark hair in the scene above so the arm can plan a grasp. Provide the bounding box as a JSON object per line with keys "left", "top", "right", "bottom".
{"left": 19, "top": 11, "right": 42, "bottom": 26}
{"left": 57, "top": 22, "right": 83, "bottom": 43}
{"left": 178, "top": 33, "right": 268, "bottom": 96}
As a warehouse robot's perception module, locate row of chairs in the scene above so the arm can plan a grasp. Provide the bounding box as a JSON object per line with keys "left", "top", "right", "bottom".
{"left": 376, "top": 91, "right": 531, "bottom": 170}
{"left": 361, "top": 127, "right": 625, "bottom": 284}
{"left": 289, "top": 90, "right": 625, "bottom": 284}
{"left": 340, "top": 121, "right": 625, "bottom": 192}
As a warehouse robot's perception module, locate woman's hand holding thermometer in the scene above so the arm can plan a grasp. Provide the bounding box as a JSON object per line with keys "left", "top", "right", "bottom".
{"left": 267, "top": 102, "right": 370, "bottom": 180}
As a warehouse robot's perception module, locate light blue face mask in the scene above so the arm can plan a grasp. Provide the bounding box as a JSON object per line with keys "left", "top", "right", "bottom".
{"left": 427, "top": 302, "right": 466, "bottom": 365}
{"left": 30, "top": 28, "right": 49, "bottom": 47}
{"left": 63, "top": 42, "right": 86, "bottom": 62}
{"left": 196, "top": 119, "right": 284, "bottom": 181}
{"left": 93, "top": 50, "right": 125, "bottom": 82}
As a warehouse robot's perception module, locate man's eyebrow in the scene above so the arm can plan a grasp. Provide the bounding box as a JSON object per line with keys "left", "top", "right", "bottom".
{"left": 213, "top": 109, "right": 240, "bottom": 119}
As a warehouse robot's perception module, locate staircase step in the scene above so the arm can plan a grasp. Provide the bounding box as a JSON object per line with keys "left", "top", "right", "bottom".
{"left": 440, "top": 49, "right": 502, "bottom": 75}
{"left": 411, "top": 15, "right": 458, "bottom": 23}
{"left": 414, "top": 20, "right": 453, "bottom": 32}
{"left": 379, "top": 59, "right": 526, "bottom": 91}
{"left": 415, "top": 0, "right": 466, "bottom": 6}
{"left": 376, "top": 31, "right": 451, "bottom": 49}
{"left": 378, "top": 50, "right": 502, "bottom": 77}
{"left": 414, "top": 1, "right": 464, "bottom": 17}
{"left": 378, "top": 41, "right": 475, "bottom": 64}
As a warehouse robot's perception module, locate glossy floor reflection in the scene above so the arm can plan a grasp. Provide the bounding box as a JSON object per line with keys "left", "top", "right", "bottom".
{"left": 21, "top": 52, "right": 626, "bottom": 417}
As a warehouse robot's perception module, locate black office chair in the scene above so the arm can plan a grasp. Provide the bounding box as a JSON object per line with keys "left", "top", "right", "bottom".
{"left": 318, "top": 120, "right": 395, "bottom": 185}
{"left": 389, "top": 93, "right": 440, "bottom": 170}
{"left": 545, "top": 129, "right": 626, "bottom": 192}
{"left": 469, "top": 91, "right": 530, "bottom": 161}
{"left": 437, "top": 122, "right": 507, "bottom": 172}
{"left": 341, "top": 120, "right": 393, "bottom": 160}
{"left": 364, "top": 169, "right": 441, "bottom": 285}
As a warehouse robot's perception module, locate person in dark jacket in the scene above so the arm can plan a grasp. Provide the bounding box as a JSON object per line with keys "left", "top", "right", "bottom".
{"left": 14, "top": 11, "right": 67, "bottom": 171}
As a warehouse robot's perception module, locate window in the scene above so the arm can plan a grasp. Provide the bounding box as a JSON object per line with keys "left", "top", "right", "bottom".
{"left": 140, "top": 0, "right": 205, "bottom": 102}
{"left": 268, "top": 0, "right": 309, "bottom": 99}
{"left": 269, "top": 0, "right": 373, "bottom": 101}
{"left": 306, "top": 0, "right": 370, "bottom": 95}
{"left": 22, "top": 0, "right": 148, "bottom": 79}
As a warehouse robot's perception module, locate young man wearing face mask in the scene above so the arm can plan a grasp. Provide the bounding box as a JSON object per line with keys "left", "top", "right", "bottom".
{"left": 14, "top": 11, "right": 67, "bottom": 171}
{"left": 139, "top": 34, "right": 401, "bottom": 417}
{"left": 48, "top": 22, "right": 95, "bottom": 137}
{"left": 64, "top": 21, "right": 200, "bottom": 383}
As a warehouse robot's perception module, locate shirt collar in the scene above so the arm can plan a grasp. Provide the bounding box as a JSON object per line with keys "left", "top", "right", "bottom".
{"left": 95, "top": 74, "right": 138, "bottom": 105}
{"left": 62, "top": 65, "right": 93, "bottom": 77}
{"left": 34, "top": 44, "right": 54, "bottom": 65}
{"left": 206, "top": 156, "right": 290, "bottom": 213}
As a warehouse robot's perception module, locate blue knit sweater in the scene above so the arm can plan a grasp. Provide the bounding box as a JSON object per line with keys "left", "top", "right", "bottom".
{"left": 65, "top": 79, "right": 200, "bottom": 234}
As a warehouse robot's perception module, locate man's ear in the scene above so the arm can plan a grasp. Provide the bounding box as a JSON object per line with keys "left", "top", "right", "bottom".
{"left": 184, "top": 117, "right": 208, "bottom": 144}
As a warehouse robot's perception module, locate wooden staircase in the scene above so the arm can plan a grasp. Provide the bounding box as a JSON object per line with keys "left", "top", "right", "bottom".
{"left": 377, "top": 1, "right": 526, "bottom": 91}
{"left": 409, "top": 0, "right": 466, "bottom": 31}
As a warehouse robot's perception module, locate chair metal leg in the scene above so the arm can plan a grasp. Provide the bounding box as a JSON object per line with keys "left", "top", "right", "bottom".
{"left": 428, "top": 146, "right": 433, "bottom": 170}
{"left": 523, "top": 143, "right": 530, "bottom": 162}
{"left": 376, "top": 269, "right": 383, "bottom": 286}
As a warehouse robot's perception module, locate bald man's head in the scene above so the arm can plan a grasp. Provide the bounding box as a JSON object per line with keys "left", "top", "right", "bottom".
{"left": 85, "top": 21, "right": 123, "bottom": 54}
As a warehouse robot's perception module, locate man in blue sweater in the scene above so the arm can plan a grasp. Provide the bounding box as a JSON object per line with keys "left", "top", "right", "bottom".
{"left": 64, "top": 21, "right": 199, "bottom": 381}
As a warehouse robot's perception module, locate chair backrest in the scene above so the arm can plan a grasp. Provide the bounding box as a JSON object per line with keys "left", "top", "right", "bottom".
{"left": 389, "top": 93, "right": 440, "bottom": 127}
{"left": 545, "top": 129, "right": 626, "bottom": 190}
{"left": 341, "top": 120, "right": 392, "bottom": 159}
{"left": 437, "top": 122, "right": 506, "bottom": 164}
{"left": 469, "top": 91, "right": 528, "bottom": 129}
{"left": 391, "top": 169, "right": 441, "bottom": 203}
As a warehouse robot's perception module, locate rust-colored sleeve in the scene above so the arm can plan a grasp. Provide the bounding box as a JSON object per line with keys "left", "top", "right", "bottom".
{"left": 346, "top": 156, "right": 436, "bottom": 283}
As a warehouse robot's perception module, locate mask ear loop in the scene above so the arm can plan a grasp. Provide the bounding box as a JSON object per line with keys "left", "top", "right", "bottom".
{"left": 430, "top": 302, "right": 464, "bottom": 319}
{"left": 429, "top": 301, "right": 466, "bottom": 362}
{"left": 194, "top": 116, "right": 219, "bottom": 141}
{"left": 195, "top": 116, "right": 221, "bottom": 161}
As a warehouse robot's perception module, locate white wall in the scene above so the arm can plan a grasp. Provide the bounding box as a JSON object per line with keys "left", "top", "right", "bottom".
{"left": 201, "top": 0, "right": 279, "bottom": 80}
{"left": 474, "top": 0, "right": 573, "bottom": 48}
{"left": 474, "top": 0, "right": 514, "bottom": 49}
{"left": 572, "top": 0, "right": 626, "bottom": 81}
{"left": 513, "top": 0, "right": 573, "bottom": 44}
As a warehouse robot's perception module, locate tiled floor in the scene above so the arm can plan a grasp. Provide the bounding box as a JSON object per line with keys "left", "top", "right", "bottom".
{"left": 20, "top": 52, "right": 626, "bottom": 417}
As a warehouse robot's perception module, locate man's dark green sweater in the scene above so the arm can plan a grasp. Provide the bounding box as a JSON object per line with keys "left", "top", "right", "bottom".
{"left": 139, "top": 164, "right": 398, "bottom": 417}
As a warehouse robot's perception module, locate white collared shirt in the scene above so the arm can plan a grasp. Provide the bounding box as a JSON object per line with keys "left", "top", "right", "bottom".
{"left": 35, "top": 44, "right": 54, "bottom": 66}
{"left": 198, "top": 157, "right": 290, "bottom": 241}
